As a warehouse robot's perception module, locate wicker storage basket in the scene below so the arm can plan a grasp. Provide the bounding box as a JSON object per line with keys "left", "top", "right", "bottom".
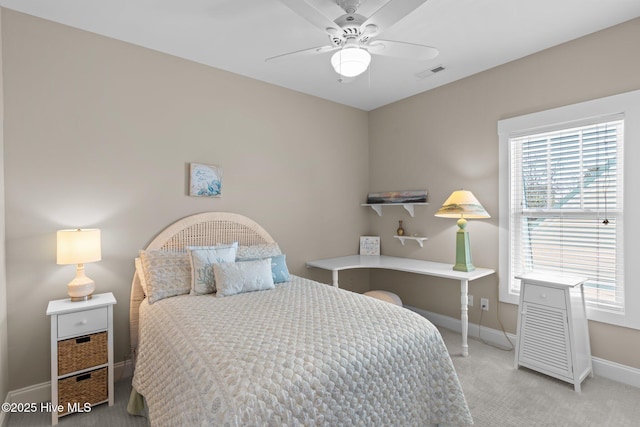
{"left": 58, "top": 367, "right": 108, "bottom": 415}
{"left": 58, "top": 332, "right": 107, "bottom": 375}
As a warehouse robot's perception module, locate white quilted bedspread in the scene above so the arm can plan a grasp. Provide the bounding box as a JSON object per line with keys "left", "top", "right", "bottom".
{"left": 133, "top": 276, "right": 473, "bottom": 426}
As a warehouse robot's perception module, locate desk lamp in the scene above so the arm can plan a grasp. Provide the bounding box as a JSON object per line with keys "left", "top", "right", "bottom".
{"left": 57, "top": 228, "right": 101, "bottom": 301}
{"left": 435, "top": 190, "right": 490, "bottom": 272}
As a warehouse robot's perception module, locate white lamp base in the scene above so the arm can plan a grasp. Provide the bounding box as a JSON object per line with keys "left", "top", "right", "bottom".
{"left": 68, "top": 264, "right": 95, "bottom": 302}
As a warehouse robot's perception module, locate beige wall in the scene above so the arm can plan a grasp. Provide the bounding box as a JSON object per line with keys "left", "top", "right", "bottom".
{"left": 2, "top": 8, "right": 640, "bottom": 393}
{"left": 2, "top": 10, "right": 369, "bottom": 390}
{"left": 0, "top": 8, "right": 9, "bottom": 404}
{"left": 368, "top": 18, "right": 640, "bottom": 369}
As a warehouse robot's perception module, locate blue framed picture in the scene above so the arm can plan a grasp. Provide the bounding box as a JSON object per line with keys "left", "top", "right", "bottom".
{"left": 189, "top": 163, "right": 222, "bottom": 197}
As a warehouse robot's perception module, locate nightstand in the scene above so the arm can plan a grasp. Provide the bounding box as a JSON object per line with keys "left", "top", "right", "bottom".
{"left": 515, "top": 272, "right": 592, "bottom": 392}
{"left": 46, "top": 292, "right": 116, "bottom": 425}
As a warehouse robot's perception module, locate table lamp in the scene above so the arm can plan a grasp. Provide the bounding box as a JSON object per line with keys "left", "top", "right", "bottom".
{"left": 435, "top": 190, "right": 490, "bottom": 272}
{"left": 57, "top": 228, "right": 101, "bottom": 301}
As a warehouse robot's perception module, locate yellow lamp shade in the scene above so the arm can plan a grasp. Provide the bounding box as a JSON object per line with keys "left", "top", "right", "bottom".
{"left": 434, "top": 190, "right": 490, "bottom": 219}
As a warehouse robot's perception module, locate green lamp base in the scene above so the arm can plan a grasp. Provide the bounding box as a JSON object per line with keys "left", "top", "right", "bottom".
{"left": 453, "top": 224, "right": 475, "bottom": 272}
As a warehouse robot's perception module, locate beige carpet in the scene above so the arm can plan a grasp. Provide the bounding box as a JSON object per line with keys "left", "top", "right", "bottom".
{"left": 8, "top": 327, "right": 639, "bottom": 426}
{"left": 439, "top": 327, "right": 640, "bottom": 427}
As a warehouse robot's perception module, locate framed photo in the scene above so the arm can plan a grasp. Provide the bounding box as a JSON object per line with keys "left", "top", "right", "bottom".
{"left": 189, "top": 163, "right": 222, "bottom": 197}
{"left": 366, "top": 189, "right": 428, "bottom": 204}
{"left": 360, "top": 236, "right": 380, "bottom": 256}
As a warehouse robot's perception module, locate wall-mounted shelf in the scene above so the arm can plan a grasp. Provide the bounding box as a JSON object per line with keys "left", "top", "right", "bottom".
{"left": 394, "top": 236, "right": 429, "bottom": 247}
{"left": 361, "top": 203, "right": 429, "bottom": 217}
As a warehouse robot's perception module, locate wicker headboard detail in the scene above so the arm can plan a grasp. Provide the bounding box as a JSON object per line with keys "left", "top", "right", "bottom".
{"left": 129, "top": 212, "right": 276, "bottom": 350}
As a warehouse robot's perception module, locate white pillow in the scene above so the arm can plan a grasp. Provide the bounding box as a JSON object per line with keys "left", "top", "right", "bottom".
{"left": 187, "top": 243, "right": 238, "bottom": 295}
{"left": 138, "top": 250, "right": 191, "bottom": 304}
{"left": 213, "top": 258, "right": 275, "bottom": 297}
{"left": 134, "top": 257, "right": 148, "bottom": 295}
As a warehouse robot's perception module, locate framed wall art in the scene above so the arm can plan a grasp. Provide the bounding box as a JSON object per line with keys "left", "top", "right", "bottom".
{"left": 366, "top": 189, "right": 428, "bottom": 204}
{"left": 359, "top": 236, "right": 380, "bottom": 256}
{"left": 189, "top": 163, "right": 223, "bottom": 197}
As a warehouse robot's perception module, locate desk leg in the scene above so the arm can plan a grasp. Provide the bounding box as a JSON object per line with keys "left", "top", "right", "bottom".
{"left": 331, "top": 270, "right": 340, "bottom": 288}
{"left": 460, "top": 279, "right": 469, "bottom": 357}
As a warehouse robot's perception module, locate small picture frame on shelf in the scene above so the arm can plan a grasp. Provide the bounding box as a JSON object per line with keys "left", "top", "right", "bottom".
{"left": 366, "top": 189, "right": 428, "bottom": 204}
{"left": 360, "top": 236, "right": 380, "bottom": 256}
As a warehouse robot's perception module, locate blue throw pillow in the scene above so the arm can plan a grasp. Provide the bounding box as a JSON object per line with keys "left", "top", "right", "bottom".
{"left": 269, "top": 254, "right": 291, "bottom": 283}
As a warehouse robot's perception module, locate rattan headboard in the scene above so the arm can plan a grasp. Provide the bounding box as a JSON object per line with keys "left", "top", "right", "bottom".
{"left": 129, "top": 212, "right": 276, "bottom": 350}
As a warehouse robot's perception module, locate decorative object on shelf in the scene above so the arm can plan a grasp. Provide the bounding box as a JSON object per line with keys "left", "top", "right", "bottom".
{"left": 366, "top": 189, "right": 428, "bottom": 204}
{"left": 57, "top": 228, "right": 102, "bottom": 301}
{"left": 189, "top": 163, "right": 222, "bottom": 197}
{"left": 359, "top": 236, "right": 380, "bottom": 256}
{"left": 396, "top": 220, "right": 405, "bottom": 236}
{"left": 434, "top": 190, "right": 490, "bottom": 272}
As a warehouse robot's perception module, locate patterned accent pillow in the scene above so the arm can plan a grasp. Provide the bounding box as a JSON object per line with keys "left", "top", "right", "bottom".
{"left": 139, "top": 250, "right": 191, "bottom": 304}
{"left": 213, "top": 258, "right": 275, "bottom": 297}
{"left": 187, "top": 243, "right": 238, "bottom": 295}
{"left": 236, "top": 243, "right": 281, "bottom": 260}
{"left": 239, "top": 254, "right": 291, "bottom": 284}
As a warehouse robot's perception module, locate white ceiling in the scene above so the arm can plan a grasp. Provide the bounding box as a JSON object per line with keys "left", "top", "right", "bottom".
{"left": 2, "top": 0, "right": 640, "bottom": 111}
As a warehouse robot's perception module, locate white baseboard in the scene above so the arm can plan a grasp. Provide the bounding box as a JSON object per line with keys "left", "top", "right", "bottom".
{"left": 3, "top": 359, "right": 134, "bottom": 409}
{"left": 406, "top": 305, "right": 517, "bottom": 349}
{"left": 405, "top": 305, "right": 640, "bottom": 389}
{"left": 591, "top": 357, "right": 640, "bottom": 389}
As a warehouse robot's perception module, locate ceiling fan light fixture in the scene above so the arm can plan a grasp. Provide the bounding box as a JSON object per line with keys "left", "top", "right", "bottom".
{"left": 331, "top": 47, "right": 371, "bottom": 77}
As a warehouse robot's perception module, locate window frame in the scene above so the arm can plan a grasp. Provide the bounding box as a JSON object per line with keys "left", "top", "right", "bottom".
{"left": 498, "top": 90, "right": 640, "bottom": 329}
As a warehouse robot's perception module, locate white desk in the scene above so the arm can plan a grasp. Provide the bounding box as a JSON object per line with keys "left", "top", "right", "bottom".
{"left": 306, "top": 255, "right": 495, "bottom": 357}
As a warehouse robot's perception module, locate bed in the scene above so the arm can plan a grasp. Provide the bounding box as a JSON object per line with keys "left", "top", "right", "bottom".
{"left": 129, "top": 212, "right": 473, "bottom": 426}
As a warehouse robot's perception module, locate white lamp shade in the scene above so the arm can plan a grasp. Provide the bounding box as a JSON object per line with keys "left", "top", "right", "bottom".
{"left": 434, "top": 190, "right": 490, "bottom": 219}
{"left": 331, "top": 47, "right": 371, "bottom": 77}
{"left": 57, "top": 229, "right": 102, "bottom": 265}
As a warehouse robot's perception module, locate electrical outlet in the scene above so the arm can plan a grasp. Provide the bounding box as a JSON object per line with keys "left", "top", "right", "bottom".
{"left": 467, "top": 295, "right": 473, "bottom": 306}
{"left": 481, "top": 298, "right": 489, "bottom": 311}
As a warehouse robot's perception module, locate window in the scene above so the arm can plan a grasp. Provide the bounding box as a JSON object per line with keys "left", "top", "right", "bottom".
{"left": 498, "top": 90, "right": 640, "bottom": 329}
{"left": 510, "top": 119, "right": 623, "bottom": 311}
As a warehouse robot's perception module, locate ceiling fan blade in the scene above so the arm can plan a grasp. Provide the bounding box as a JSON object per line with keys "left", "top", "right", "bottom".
{"left": 361, "top": 0, "right": 428, "bottom": 33}
{"left": 266, "top": 45, "right": 337, "bottom": 62}
{"left": 279, "top": 0, "right": 340, "bottom": 33}
{"left": 368, "top": 39, "right": 439, "bottom": 60}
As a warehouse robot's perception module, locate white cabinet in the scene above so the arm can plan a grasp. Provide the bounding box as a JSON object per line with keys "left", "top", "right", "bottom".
{"left": 46, "top": 293, "right": 116, "bottom": 425}
{"left": 515, "top": 272, "right": 592, "bottom": 392}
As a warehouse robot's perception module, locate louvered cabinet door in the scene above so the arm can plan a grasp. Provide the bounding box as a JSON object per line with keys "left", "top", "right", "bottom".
{"left": 518, "top": 302, "right": 572, "bottom": 380}
{"left": 514, "top": 272, "right": 592, "bottom": 392}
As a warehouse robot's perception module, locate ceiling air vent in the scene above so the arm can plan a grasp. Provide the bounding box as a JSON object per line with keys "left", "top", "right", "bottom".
{"left": 416, "top": 65, "right": 446, "bottom": 79}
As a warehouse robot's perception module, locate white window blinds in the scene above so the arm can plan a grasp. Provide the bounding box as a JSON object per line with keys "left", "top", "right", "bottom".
{"left": 509, "top": 118, "right": 624, "bottom": 312}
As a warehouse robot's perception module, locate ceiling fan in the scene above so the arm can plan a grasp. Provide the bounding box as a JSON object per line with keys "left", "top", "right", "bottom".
{"left": 267, "top": 0, "right": 439, "bottom": 80}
